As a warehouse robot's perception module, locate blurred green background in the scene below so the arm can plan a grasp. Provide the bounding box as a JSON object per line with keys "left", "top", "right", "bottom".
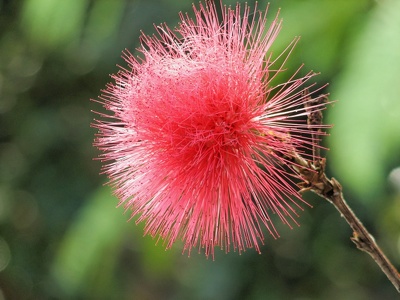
{"left": 1, "top": 0, "right": 400, "bottom": 299}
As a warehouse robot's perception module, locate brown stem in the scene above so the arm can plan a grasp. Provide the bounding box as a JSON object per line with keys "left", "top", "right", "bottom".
{"left": 293, "top": 154, "right": 400, "bottom": 293}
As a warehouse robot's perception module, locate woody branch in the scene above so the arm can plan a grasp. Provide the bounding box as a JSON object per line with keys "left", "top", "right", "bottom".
{"left": 291, "top": 94, "right": 400, "bottom": 293}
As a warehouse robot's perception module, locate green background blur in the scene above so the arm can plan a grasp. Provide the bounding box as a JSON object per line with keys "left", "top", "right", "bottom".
{"left": 1, "top": 0, "right": 400, "bottom": 299}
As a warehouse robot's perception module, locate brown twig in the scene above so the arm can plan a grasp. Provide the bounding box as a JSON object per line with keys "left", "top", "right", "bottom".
{"left": 291, "top": 95, "right": 400, "bottom": 292}
{"left": 303, "top": 89, "right": 327, "bottom": 165}
{"left": 294, "top": 155, "right": 400, "bottom": 292}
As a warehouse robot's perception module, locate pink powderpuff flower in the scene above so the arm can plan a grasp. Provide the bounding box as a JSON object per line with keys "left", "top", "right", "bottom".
{"left": 93, "top": 1, "right": 328, "bottom": 257}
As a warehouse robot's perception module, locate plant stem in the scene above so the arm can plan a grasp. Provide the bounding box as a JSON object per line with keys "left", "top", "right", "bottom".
{"left": 293, "top": 154, "right": 400, "bottom": 293}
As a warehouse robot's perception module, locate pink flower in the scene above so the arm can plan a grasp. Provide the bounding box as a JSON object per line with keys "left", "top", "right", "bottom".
{"left": 93, "top": 1, "right": 328, "bottom": 257}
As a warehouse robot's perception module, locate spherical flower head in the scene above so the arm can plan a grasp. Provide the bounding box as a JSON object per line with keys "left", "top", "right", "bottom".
{"left": 93, "top": 1, "right": 329, "bottom": 257}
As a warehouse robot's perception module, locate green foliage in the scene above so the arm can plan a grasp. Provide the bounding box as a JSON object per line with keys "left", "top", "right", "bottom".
{"left": 51, "top": 187, "right": 128, "bottom": 297}
{"left": 329, "top": 0, "right": 400, "bottom": 201}
{"left": 1, "top": 0, "right": 399, "bottom": 299}
{"left": 20, "top": 0, "right": 88, "bottom": 49}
